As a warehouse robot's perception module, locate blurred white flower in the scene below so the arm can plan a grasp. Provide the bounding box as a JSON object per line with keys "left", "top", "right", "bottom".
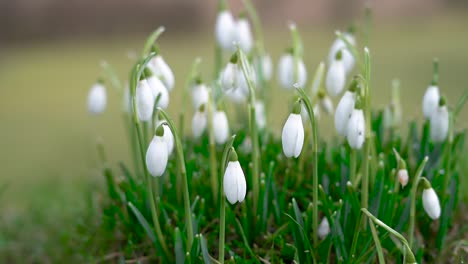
{"left": 255, "top": 101, "right": 267, "bottom": 130}
{"left": 213, "top": 110, "right": 230, "bottom": 144}
{"left": 422, "top": 187, "right": 441, "bottom": 220}
{"left": 422, "top": 85, "right": 440, "bottom": 119}
{"left": 398, "top": 169, "right": 409, "bottom": 188}
{"left": 254, "top": 54, "right": 273, "bottom": 81}
{"left": 318, "top": 217, "right": 330, "bottom": 239}
{"left": 192, "top": 105, "right": 207, "bottom": 138}
{"left": 282, "top": 103, "right": 304, "bottom": 158}
{"left": 87, "top": 82, "right": 106, "bottom": 115}
{"left": 151, "top": 55, "right": 174, "bottom": 91}
{"left": 146, "top": 128, "right": 168, "bottom": 177}
{"left": 326, "top": 50, "right": 346, "bottom": 96}
{"left": 147, "top": 76, "right": 169, "bottom": 109}
{"left": 156, "top": 121, "right": 174, "bottom": 155}
{"left": 277, "top": 53, "right": 307, "bottom": 89}
{"left": 136, "top": 79, "right": 154, "bottom": 122}
{"left": 215, "top": 10, "right": 236, "bottom": 51}
{"left": 347, "top": 108, "right": 365, "bottom": 149}
{"left": 223, "top": 150, "right": 247, "bottom": 204}
{"left": 191, "top": 83, "right": 209, "bottom": 110}
{"left": 430, "top": 100, "right": 449, "bottom": 143}
{"left": 335, "top": 91, "right": 355, "bottom": 136}
{"left": 328, "top": 32, "right": 356, "bottom": 74}
{"left": 319, "top": 95, "right": 334, "bottom": 115}
{"left": 236, "top": 17, "right": 253, "bottom": 53}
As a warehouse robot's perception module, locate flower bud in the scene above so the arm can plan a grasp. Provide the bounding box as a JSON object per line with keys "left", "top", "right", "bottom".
{"left": 136, "top": 80, "right": 154, "bottom": 122}
{"left": 422, "top": 187, "right": 441, "bottom": 220}
{"left": 223, "top": 150, "right": 247, "bottom": 204}
{"left": 213, "top": 110, "right": 230, "bottom": 144}
{"left": 191, "top": 82, "right": 209, "bottom": 110}
{"left": 397, "top": 169, "right": 409, "bottom": 188}
{"left": 430, "top": 99, "right": 449, "bottom": 143}
{"left": 215, "top": 10, "right": 236, "bottom": 51}
{"left": 87, "top": 81, "right": 106, "bottom": 115}
{"left": 146, "top": 128, "right": 168, "bottom": 177}
{"left": 151, "top": 55, "right": 174, "bottom": 91}
{"left": 277, "top": 53, "right": 307, "bottom": 89}
{"left": 422, "top": 85, "right": 440, "bottom": 119}
{"left": 318, "top": 217, "right": 330, "bottom": 239}
{"left": 335, "top": 91, "right": 355, "bottom": 136}
{"left": 282, "top": 102, "right": 304, "bottom": 158}
{"left": 192, "top": 105, "right": 207, "bottom": 138}
{"left": 346, "top": 108, "right": 365, "bottom": 149}
{"left": 236, "top": 17, "right": 253, "bottom": 53}
{"left": 326, "top": 50, "right": 346, "bottom": 96}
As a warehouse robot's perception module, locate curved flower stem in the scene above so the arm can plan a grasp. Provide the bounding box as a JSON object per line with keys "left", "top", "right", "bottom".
{"left": 296, "top": 87, "right": 319, "bottom": 247}
{"left": 408, "top": 156, "right": 429, "bottom": 248}
{"left": 238, "top": 48, "right": 260, "bottom": 213}
{"left": 141, "top": 26, "right": 165, "bottom": 56}
{"left": 158, "top": 108, "right": 194, "bottom": 248}
{"left": 361, "top": 48, "right": 371, "bottom": 217}
{"left": 218, "top": 135, "right": 236, "bottom": 263}
{"left": 207, "top": 90, "right": 219, "bottom": 203}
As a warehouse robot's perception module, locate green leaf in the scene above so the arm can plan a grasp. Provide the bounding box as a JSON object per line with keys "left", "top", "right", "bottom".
{"left": 127, "top": 202, "right": 157, "bottom": 244}
{"left": 368, "top": 218, "right": 386, "bottom": 264}
{"left": 174, "top": 227, "right": 185, "bottom": 264}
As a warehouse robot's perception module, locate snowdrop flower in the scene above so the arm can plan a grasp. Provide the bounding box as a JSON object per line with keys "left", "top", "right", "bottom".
{"left": 213, "top": 110, "right": 229, "bottom": 144}
{"left": 422, "top": 85, "right": 440, "bottom": 119}
{"left": 151, "top": 54, "right": 174, "bottom": 91}
{"left": 254, "top": 54, "right": 273, "bottom": 81}
{"left": 335, "top": 84, "right": 357, "bottom": 136}
{"left": 221, "top": 59, "right": 239, "bottom": 92}
{"left": 282, "top": 102, "right": 304, "bottom": 158}
{"left": 87, "top": 80, "right": 106, "bottom": 115}
{"left": 136, "top": 78, "right": 154, "bottom": 122}
{"left": 398, "top": 169, "right": 409, "bottom": 188}
{"left": 328, "top": 31, "right": 356, "bottom": 74}
{"left": 236, "top": 15, "right": 253, "bottom": 53}
{"left": 225, "top": 86, "right": 247, "bottom": 104}
{"left": 430, "top": 97, "right": 449, "bottom": 143}
{"left": 215, "top": 8, "right": 236, "bottom": 51}
{"left": 347, "top": 106, "right": 365, "bottom": 149}
{"left": 192, "top": 104, "right": 207, "bottom": 138}
{"left": 146, "top": 74, "right": 169, "bottom": 109}
{"left": 223, "top": 149, "right": 247, "bottom": 204}
{"left": 145, "top": 125, "right": 168, "bottom": 177}
{"left": 318, "top": 217, "right": 330, "bottom": 239}
{"left": 255, "top": 101, "right": 267, "bottom": 130}
{"left": 318, "top": 92, "right": 334, "bottom": 115}
{"left": 422, "top": 186, "right": 441, "bottom": 220}
{"left": 156, "top": 120, "right": 174, "bottom": 155}
{"left": 326, "top": 50, "right": 346, "bottom": 96}
{"left": 191, "top": 80, "right": 209, "bottom": 110}
{"left": 277, "top": 52, "right": 307, "bottom": 89}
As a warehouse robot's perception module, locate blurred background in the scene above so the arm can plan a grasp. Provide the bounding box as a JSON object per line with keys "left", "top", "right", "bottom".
{"left": 0, "top": 0, "right": 467, "bottom": 259}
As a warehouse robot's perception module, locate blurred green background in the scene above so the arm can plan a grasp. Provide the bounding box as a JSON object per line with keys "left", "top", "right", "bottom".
{"left": 0, "top": 0, "right": 467, "bottom": 260}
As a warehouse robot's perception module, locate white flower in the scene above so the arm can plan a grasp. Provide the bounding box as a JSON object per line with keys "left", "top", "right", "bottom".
{"left": 147, "top": 76, "right": 169, "bottom": 109}
{"left": 236, "top": 18, "right": 253, "bottom": 53}
{"left": 223, "top": 152, "right": 247, "bottom": 204}
{"left": 282, "top": 107, "right": 304, "bottom": 158}
{"left": 398, "top": 169, "right": 409, "bottom": 188}
{"left": 151, "top": 55, "right": 174, "bottom": 91}
{"left": 277, "top": 53, "right": 307, "bottom": 89}
{"left": 237, "top": 65, "right": 252, "bottom": 96}
{"left": 192, "top": 106, "right": 207, "bottom": 138}
{"left": 318, "top": 217, "right": 330, "bottom": 239}
{"left": 255, "top": 101, "right": 267, "bottom": 130}
{"left": 328, "top": 32, "right": 356, "bottom": 74}
{"left": 215, "top": 10, "right": 236, "bottom": 51}
{"left": 422, "top": 187, "right": 441, "bottom": 220}
{"left": 191, "top": 83, "right": 209, "bottom": 110}
{"left": 146, "top": 132, "right": 168, "bottom": 177}
{"left": 335, "top": 91, "right": 355, "bottom": 136}
{"left": 225, "top": 87, "right": 247, "bottom": 104}
{"left": 326, "top": 52, "right": 346, "bottom": 96}
{"left": 156, "top": 121, "right": 174, "bottom": 155}
{"left": 136, "top": 80, "right": 154, "bottom": 122}
{"left": 422, "top": 85, "right": 440, "bottom": 119}
{"left": 221, "top": 62, "right": 239, "bottom": 92}
{"left": 87, "top": 82, "right": 106, "bottom": 115}
{"left": 430, "top": 103, "right": 449, "bottom": 143}
{"left": 254, "top": 54, "right": 273, "bottom": 81}
{"left": 320, "top": 95, "right": 334, "bottom": 115}
{"left": 213, "top": 111, "right": 229, "bottom": 144}
{"left": 347, "top": 109, "right": 365, "bottom": 149}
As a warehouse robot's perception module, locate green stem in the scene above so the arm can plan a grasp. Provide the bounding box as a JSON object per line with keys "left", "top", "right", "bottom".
{"left": 142, "top": 26, "right": 165, "bottom": 56}
{"left": 408, "top": 156, "right": 429, "bottom": 248}
{"left": 350, "top": 148, "right": 357, "bottom": 185}
{"left": 207, "top": 90, "right": 219, "bottom": 203}
{"left": 361, "top": 48, "right": 371, "bottom": 215}
{"left": 442, "top": 112, "right": 454, "bottom": 198}
{"left": 296, "top": 87, "right": 319, "bottom": 247}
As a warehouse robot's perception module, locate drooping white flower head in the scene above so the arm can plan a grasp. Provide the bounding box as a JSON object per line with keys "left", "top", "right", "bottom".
{"left": 192, "top": 104, "right": 207, "bottom": 138}
{"left": 319, "top": 94, "right": 334, "bottom": 115}
{"left": 318, "top": 217, "right": 330, "bottom": 239}
{"left": 277, "top": 52, "right": 307, "bottom": 89}
{"left": 145, "top": 126, "right": 168, "bottom": 177}
{"left": 151, "top": 54, "right": 174, "bottom": 91}
{"left": 430, "top": 98, "right": 449, "bottom": 143}
{"left": 215, "top": 9, "right": 236, "bottom": 51}
{"left": 326, "top": 50, "right": 346, "bottom": 97}
{"left": 347, "top": 108, "right": 365, "bottom": 149}
{"left": 213, "top": 110, "right": 230, "bottom": 144}
{"left": 225, "top": 86, "right": 247, "bottom": 104}
{"left": 236, "top": 16, "right": 253, "bottom": 53}
{"left": 87, "top": 81, "right": 107, "bottom": 115}
{"left": 191, "top": 81, "right": 209, "bottom": 110}
{"left": 254, "top": 54, "right": 273, "bottom": 81}
{"left": 147, "top": 75, "right": 169, "bottom": 109}
{"left": 328, "top": 31, "right": 356, "bottom": 74}
{"left": 255, "top": 101, "right": 267, "bottom": 130}
{"left": 398, "top": 169, "right": 409, "bottom": 188}
{"left": 422, "top": 85, "right": 440, "bottom": 119}
{"left": 221, "top": 56, "right": 249, "bottom": 103}
{"left": 221, "top": 61, "right": 239, "bottom": 92}
{"left": 223, "top": 150, "right": 247, "bottom": 204}
{"left": 422, "top": 186, "right": 441, "bottom": 220}
{"left": 156, "top": 120, "right": 174, "bottom": 155}
{"left": 335, "top": 85, "right": 357, "bottom": 136}
{"left": 282, "top": 102, "right": 304, "bottom": 158}
{"left": 136, "top": 78, "right": 154, "bottom": 122}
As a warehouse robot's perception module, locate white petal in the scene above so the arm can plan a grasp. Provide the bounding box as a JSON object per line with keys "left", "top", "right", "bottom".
{"left": 146, "top": 136, "right": 168, "bottom": 177}
{"left": 335, "top": 91, "right": 355, "bottom": 136}
{"left": 328, "top": 33, "right": 356, "bottom": 74}
{"left": 320, "top": 96, "right": 334, "bottom": 115}
{"left": 213, "top": 111, "right": 230, "bottom": 144}
{"left": 422, "top": 85, "right": 440, "bottom": 119}
{"left": 192, "top": 111, "right": 207, "bottom": 138}
{"left": 215, "top": 11, "right": 236, "bottom": 51}
{"left": 422, "top": 188, "right": 441, "bottom": 220}
{"left": 147, "top": 76, "right": 169, "bottom": 109}
{"left": 236, "top": 19, "right": 253, "bottom": 53}
{"left": 156, "top": 121, "right": 174, "bottom": 155}
{"left": 221, "top": 63, "right": 238, "bottom": 92}
{"left": 223, "top": 161, "right": 246, "bottom": 204}
{"left": 326, "top": 60, "right": 346, "bottom": 96}
{"left": 136, "top": 80, "right": 154, "bottom": 121}
{"left": 278, "top": 54, "right": 307, "bottom": 89}
{"left": 191, "top": 84, "right": 209, "bottom": 110}
{"left": 225, "top": 86, "right": 247, "bottom": 104}
{"left": 282, "top": 114, "right": 304, "bottom": 158}
{"left": 398, "top": 169, "right": 409, "bottom": 188}
{"left": 346, "top": 109, "right": 365, "bottom": 149}
{"left": 318, "top": 217, "right": 330, "bottom": 239}
{"left": 152, "top": 56, "right": 174, "bottom": 91}
{"left": 430, "top": 105, "right": 449, "bottom": 143}
{"left": 87, "top": 83, "right": 106, "bottom": 115}
{"left": 235, "top": 162, "right": 247, "bottom": 203}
